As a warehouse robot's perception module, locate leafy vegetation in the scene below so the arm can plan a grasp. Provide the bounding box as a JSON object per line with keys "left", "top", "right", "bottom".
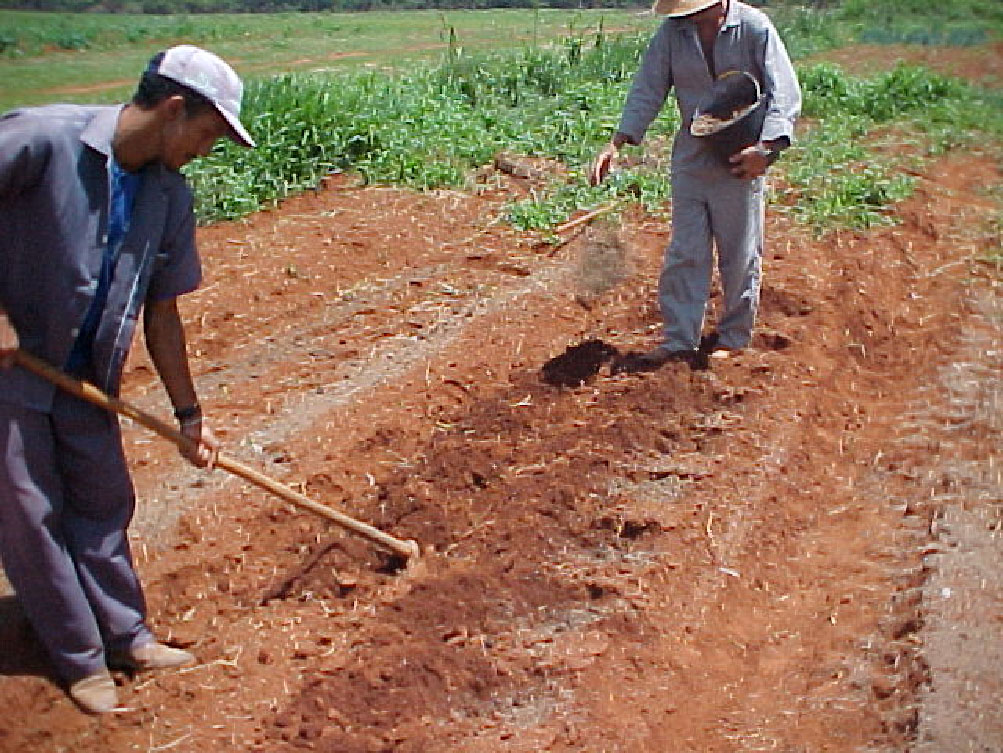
{"left": 0, "top": 8, "right": 657, "bottom": 112}
{"left": 2, "top": 0, "right": 643, "bottom": 11}
{"left": 0, "top": 0, "right": 639, "bottom": 12}
{"left": 186, "top": 18, "right": 1001, "bottom": 235}
{"left": 1, "top": 0, "right": 1000, "bottom": 235}
{"left": 184, "top": 30, "right": 666, "bottom": 223}
{"left": 835, "top": 0, "right": 1003, "bottom": 24}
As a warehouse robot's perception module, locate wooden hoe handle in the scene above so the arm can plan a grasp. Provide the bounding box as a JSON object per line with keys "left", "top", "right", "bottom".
{"left": 13, "top": 350, "right": 419, "bottom": 561}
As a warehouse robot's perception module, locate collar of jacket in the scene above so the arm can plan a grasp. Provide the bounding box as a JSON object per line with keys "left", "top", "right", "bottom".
{"left": 676, "top": 1, "right": 741, "bottom": 31}
{"left": 79, "top": 104, "right": 170, "bottom": 184}
{"left": 722, "top": 0, "right": 742, "bottom": 30}
{"left": 79, "top": 104, "right": 121, "bottom": 160}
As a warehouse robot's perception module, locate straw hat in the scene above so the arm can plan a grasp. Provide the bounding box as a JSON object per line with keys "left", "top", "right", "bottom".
{"left": 652, "top": 0, "right": 722, "bottom": 17}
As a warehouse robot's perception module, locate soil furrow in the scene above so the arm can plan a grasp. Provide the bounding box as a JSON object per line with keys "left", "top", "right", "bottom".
{"left": 0, "top": 152, "right": 998, "bottom": 753}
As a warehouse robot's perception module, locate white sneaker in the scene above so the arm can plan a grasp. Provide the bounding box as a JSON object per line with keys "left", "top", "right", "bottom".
{"left": 109, "top": 641, "right": 195, "bottom": 671}
{"left": 69, "top": 670, "right": 118, "bottom": 714}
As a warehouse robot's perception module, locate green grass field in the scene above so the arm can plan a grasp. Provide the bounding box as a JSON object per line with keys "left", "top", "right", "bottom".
{"left": 0, "top": 8, "right": 657, "bottom": 112}
{"left": 0, "top": 3, "right": 999, "bottom": 235}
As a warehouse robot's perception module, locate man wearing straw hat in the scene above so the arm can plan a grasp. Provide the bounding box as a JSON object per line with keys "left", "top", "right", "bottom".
{"left": 0, "top": 46, "right": 254, "bottom": 713}
{"left": 592, "top": 0, "right": 800, "bottom": 370}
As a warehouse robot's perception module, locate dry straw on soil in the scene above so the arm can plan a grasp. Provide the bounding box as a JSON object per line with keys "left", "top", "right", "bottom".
{"left": 573, "top": 217, "right": 630, "bottom": 308}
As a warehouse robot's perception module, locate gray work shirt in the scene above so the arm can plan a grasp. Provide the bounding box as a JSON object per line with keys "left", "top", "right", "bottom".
{"left": 618, "top": 1, "right": 801, "bottom": 175}
{"left": 0, "top": 104, "right": 201, "bottom": 409}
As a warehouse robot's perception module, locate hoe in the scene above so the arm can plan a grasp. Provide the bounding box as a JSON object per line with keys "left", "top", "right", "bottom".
{"left": 14, "top": 350, "right": 420, "bottom": 562}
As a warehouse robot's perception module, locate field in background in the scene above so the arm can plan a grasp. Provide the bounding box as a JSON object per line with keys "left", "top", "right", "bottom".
{"left": 0, "top": 5, "right": 1001, "bottom": 750}
{"left": 0, "top": 4, "right": 999, "bottom": 237}
{"left": 0, "top": 8, "right": 656, "bottom": 111}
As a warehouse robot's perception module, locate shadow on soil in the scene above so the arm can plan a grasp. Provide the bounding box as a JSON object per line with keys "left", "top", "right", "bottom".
{"left": 0, "top": 596, "right": 56, "bottom": 679}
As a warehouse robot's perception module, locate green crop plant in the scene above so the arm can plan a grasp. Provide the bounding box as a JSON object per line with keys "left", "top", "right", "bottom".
{"left": 506, "top": 167, "right": 672, "bottom": 234}
{"left": 6, "top": 6, "right": 999, "bottom": 235}
{"left": 768, "top": 6, "right": 849, "bottom": 60}
{"left": 798, "top": 62, "right": 969, "bottom": 123}
{"left": 190, "top": 45, "right": 997, "bottom": 234}
{"left": 860, "top": 65, "right": 969, "bottom": 122}
{"left": 776, "top": 60, "right": 1003, "bottom": 233}
{"left": 837, "top": 0, "right": 1003, "bottom": 24}
{"left": 187, "top": 30, "right": 657, "bottom": 224}
{"left": 175, "top": 16, "right": 999, "bottom": 236}
{"left": 857, "top": 26, "right": 989, "bottom": 47}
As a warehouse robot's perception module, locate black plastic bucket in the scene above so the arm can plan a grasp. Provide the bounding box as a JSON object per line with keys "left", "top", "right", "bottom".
{"left": 690, "top": 70, "right": 767, "bottom": 167}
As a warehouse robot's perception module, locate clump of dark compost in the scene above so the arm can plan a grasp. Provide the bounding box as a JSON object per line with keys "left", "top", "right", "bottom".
{"left": 541, "top": 339, "right": 621, "bottom": 387}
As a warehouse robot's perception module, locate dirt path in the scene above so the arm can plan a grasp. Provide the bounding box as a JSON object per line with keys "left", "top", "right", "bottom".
{"left": 0, "top": 142, "right": 999, "bottom": 752}
{"left": 911, "top": 285, "right": 1002, "bottom": 751}
{"left": 807, "top": 41, "right": 1003, "bottom": 86}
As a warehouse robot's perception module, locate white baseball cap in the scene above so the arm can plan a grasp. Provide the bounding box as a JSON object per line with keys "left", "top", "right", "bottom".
{"left": 149, "top": 45, "right": 255, "bottom": 148}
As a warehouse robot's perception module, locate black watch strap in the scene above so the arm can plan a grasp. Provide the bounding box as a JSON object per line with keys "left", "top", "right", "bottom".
{"left": 174, "top": 402, "right": 201, "bottom": 422}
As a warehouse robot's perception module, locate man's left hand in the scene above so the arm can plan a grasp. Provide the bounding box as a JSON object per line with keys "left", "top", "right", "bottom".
{"left": 729, "top": 142, "right": 774, "bottom": 180}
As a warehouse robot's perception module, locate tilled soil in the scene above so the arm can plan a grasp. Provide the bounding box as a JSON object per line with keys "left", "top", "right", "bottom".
{"left": 0, "top": 139, "right": 1000, "bottom": 752}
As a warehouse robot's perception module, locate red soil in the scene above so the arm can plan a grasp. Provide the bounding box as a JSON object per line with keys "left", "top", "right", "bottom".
{"left": 1, "top": 46, "right": 1000, "bottom": 753}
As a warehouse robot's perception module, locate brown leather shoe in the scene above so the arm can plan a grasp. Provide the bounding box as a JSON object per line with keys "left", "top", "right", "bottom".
{"left": 108, "top": 641, "right": 195, "bottom": 672}
{"left": 611, "top": 347, "right": 703, "bottom": 374}
{"left": 709, "top": 347, "right": 738, "bottom": 360}
{"left": 699, "top": 331, "right": 742, "bottom": 360}
{"left": 69, "top": 670, "right": 118, "bottom": 714}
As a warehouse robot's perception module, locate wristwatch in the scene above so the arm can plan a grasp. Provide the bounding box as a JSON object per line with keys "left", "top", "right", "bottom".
{"left": 174, "top": 402, "right": 202, "bottom": 425}
{"left": 758, "top": 137, "right": 790, "bottom": 166}
{"left": 756, "top": 142, "right": 780, "bottom": 166}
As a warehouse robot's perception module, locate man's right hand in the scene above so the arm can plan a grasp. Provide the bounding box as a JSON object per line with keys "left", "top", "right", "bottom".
{"left": 0, "top": 310, "right": 18, "bottom": 369}
{"left": 178, "top": 415, "right": 220, "bottom": 470}
{"left": 589, "top": 142, "right": 619, "bottom": 187}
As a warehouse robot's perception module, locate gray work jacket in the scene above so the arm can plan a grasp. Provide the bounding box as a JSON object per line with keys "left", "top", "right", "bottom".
{"left": 618, "top": 1, "right": 801, "bottom": 176}
{"left": 0, "top": 104, "right": 201, "bottom": 409}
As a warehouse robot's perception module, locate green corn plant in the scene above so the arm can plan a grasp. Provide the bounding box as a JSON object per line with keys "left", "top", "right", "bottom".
{"left": 182, "top": 24, "right": 999, "bottom": 237}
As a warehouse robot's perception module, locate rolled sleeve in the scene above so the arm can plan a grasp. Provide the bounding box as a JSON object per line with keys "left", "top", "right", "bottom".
{"left": 617, "top": 22, "right": 674, "bottom": 145}
{"left": 0, "top": 110, "right": 51, "bottom": 199}
{"left": 759, "top": 26, "right": 801, "bottom": 145}
{"left": 146, "top": 187, "right": 201, "bottom": 302}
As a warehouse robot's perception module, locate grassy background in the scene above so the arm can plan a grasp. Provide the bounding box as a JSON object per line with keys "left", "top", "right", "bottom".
{"left": 0, "top": 3, "right": 1000, "bottom": 235}
{"left": 0, "top": 8, "right": 656, "bottom": 112}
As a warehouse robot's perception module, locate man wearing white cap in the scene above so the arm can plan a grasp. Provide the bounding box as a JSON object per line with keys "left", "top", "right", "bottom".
{"left": 592, "top": 0, "right": 800, "bottom": 370}
{"left": 0, "top": 46, "right": 253, "bottom": 713}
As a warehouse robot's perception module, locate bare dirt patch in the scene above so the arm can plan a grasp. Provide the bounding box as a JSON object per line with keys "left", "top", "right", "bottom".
{"left": 2, "top": 39, "right": 1002, "bottom": 749}
{"left": 808, "top": 41, "right": 1003, "bottom": 85}
{"left": 0, "top": 145, "right": 997, "bottom": 752}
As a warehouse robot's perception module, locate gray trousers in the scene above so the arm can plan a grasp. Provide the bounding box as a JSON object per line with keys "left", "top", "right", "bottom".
{"left": 658, "top": 170, "right": 765, "bottom": 351}
{"left": 0, "top": 390, "right": 151, "bottom": 683}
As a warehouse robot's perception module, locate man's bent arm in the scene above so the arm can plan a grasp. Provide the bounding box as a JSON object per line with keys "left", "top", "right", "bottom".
{"left": 144, "top": 296, "right": 218, "bottom": 467}
{"left": 143, "top": 297, "right": 199, "bottom": 415}
{"left": 617, "top": 22, "right": 674, "bottom": 146}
